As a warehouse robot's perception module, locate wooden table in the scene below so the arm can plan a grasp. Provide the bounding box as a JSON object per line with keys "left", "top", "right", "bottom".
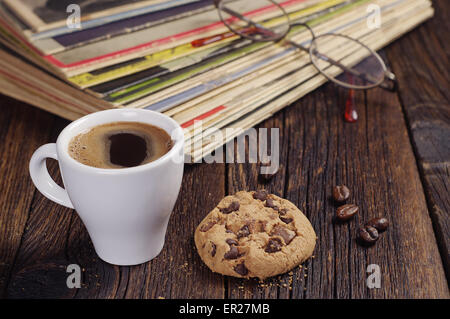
{"left": 0, "top": 1, "right": 448, "bottom": 299}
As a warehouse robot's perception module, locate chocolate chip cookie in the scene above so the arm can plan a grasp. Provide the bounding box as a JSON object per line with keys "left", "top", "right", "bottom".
{"left": 194, "top": 190, "right": 316, "bottom": 279}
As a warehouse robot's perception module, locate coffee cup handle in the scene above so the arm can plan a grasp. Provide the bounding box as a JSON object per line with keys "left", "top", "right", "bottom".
{"left": 29, "top": 143, "right": 74, "bottom": 209}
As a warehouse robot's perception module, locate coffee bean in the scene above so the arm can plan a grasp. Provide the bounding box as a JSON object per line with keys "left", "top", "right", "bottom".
{"left": 211, "top": 242, "right": 216, "bottom": 257}
{"left": 220, "top": 201, "right": 240, "bottom": 214}
{"left": 366, "top": 217, "right": 389, "bottom": 232}
{"left": 265, "top": 237, "right": 283, "bottom": 253}
{"left": 280, "top": 217, "right": 293, "bottom": 224}
{"left": 358, "top": 225, "right": 379, "bottom": 245}
{"left": 224, "top": 245, "right": 240, "bottom": 259}
{"left": 226, "top": 238, "right": 238, "bottom": 246}
{"left": 199, "top": 220, "right": 216, "bottom": 232}
{"left": 336, "top": 204, "right": 359, "bottom": 221}
{"left": 234, "top": 263, "right": 248, "bottom": 276}
{"left": 265, "top": 198, "right": 279, "bottom": 210}
{"left": 237, "top": 225, "right": 251, "bottom": 239}
{"left": 333, "top": 185, "right": 350, "bottom": 202}
{"left": 253, "top": 190, "right": 268, "bottom": 201}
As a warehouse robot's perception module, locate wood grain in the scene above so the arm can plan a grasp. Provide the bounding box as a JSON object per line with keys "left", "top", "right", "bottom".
{"left": 225, "top": 111, "right": 292, "bottom": 299}
{"left": 65, "top": 161, "right": 226, "bottom": 299}
{"left": 5, "top": 117, "right": 76, "bottom": 299}
{"left": 0, "top": 1, "right": 449, "bottom": 299}
{"left": 6, "top": 134, "right": 227, "bottom": 299}
{"left": 141, "top": 162, "right": 226, "bottom": 299}
{"left": 222, "top": 78, "right": 448, "bottom": 298}
{"left": 0, "top": 96, "right": 58, "bottom": 297}
{"left": 386, "top": 0, "right": 450, "bottom": 278}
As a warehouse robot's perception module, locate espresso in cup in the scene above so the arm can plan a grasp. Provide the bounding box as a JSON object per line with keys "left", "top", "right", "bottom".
{"left": 68, "top": 121, "right": 173, "bottom": 168}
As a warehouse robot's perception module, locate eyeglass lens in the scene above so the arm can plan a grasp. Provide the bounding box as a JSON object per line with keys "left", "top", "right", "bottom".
{"left": 310, "top": 34, "right": 386, "bottom": 89}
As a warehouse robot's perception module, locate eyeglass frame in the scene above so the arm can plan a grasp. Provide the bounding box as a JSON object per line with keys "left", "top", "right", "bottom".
{"left": 213, "top": 0, "right": 397, "bottom": 91}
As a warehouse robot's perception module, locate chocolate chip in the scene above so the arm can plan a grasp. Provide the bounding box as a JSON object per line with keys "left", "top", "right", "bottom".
{"left": 280, "top": 217, "right": 293, "bottom": 224}
{"left": 211, "top": 242, "right": 216, "bottom": 257}
{"left": 366, "top": 217, "right": 389, "bottom": 232}
{"left": 225, "top": 229, "right": 234, "bottom": 234}
{"left": 278, "top": 208, "right": 288, "bottom": 216}
{"left": 226, "top": 238, "right": 238, "bottom": 246}
{"left": 224, "top": 245, "right": 240, "bottom": 259}
{"left": 271, "top": 225, "right": 296, "bottom": 245}
{"left": 358, "top": 225, "right": 379, "bottom": 245}
{"left": 237, "top": 225, "right": 250, "bottom": 239}
{"left": 336, "top": 204, "right": 359, "bottom": 221}
{"left": 234, "top": 263, "right": 248, "bottom": 276}
{"left": 257, "top": 220, "right": 268, "bottom": 232}
{"left": 265, "top": 237, "right": 283, "bottom": 253}
{"left": 199, "top": 220, "right": 216, "bottom": 232}
{"left": 333, "top": 185, "right": 350, "bottom": 202}
{"left": 265, "top": 198, "right": 279, "bottom": 210}
{"left": 220, "top": 201, "right": 240, "bottom": 214}
{"left": 253, "top": 190, "right": 268, "bottom": 201}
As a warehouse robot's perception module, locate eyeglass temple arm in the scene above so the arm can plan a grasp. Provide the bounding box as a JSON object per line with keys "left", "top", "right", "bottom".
{"left": 380, "top": 71, "right": 397, "bottom": 92}
{"left": 215, "top": 0, "right": 273, "bottom": 32}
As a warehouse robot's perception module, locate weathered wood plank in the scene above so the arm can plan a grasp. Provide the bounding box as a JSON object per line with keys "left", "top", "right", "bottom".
{"left": 225, "top": 111, "right": 292, "bottom": 299}
{"left": 386, "top": 0, "right": 450, "bottom": 277}
{"left": 222, "top": 66, "right": 448, "bottom": 298}
{"left": 5, "top": 117, "right": 79, "bottom": 299}
{"left": 1, "top": 0, "right": 448, "bottom": 298}
{"left": 0, "top": 95, "right": 58, "bottom": 297}
{"left": 65, "top": 212, "right": 127, "bottom": 299}
{"left": 279, "top": 77, "right": 448, "bottom": 298}
{"left": 4, "top": 110, "right": 226, "bottom": 299}
{"left": 283, "top": 85, "right": 345, "bottom": 299}
{"left": 141, "top": 162, "right": 226, "bottom": 299}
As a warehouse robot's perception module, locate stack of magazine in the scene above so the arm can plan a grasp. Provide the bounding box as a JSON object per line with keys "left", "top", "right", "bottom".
{"left": 0, "top": 0, "right": 433, "bottom": 160}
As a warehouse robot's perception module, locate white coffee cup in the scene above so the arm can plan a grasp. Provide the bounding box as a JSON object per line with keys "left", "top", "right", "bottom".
{"left": 29, "top": 109, "right": 184, "bottom": 266}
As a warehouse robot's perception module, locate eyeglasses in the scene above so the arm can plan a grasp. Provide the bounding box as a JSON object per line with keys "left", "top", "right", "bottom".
{"left": 213, "top": 0, "right": 397, "bottom": 122}
{"left": 214, "top": 0, "right": 397, "bottom": 92}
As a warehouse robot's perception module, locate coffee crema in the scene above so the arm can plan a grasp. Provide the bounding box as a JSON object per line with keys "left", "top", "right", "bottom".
{"left": 68, "top": 121, "right": 173, "bottom": 169}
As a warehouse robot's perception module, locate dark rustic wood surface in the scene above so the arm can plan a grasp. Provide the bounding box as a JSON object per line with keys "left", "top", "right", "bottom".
{"left": 0, "top": 1, "right": 448, "bottom": 299}
{"left": 385, "top": 0, "right": 450, "bottom": 278}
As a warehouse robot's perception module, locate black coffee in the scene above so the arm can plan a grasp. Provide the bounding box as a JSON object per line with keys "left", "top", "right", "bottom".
{"left": 69, "top": 122, "right": 173, "bottom": 169}
{"left": 109, "top": 133, "right": 147, "bottom": 167}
